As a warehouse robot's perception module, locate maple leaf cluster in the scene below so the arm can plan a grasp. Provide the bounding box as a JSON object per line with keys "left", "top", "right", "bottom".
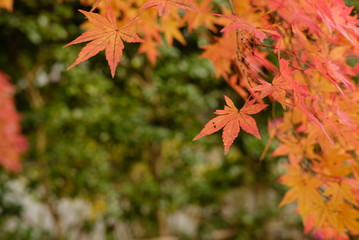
{"left": 0, "top": 71, "right": 27, "bottom": 172}
{"left": 63, "top": 0, "right": 359, "bottom": 238}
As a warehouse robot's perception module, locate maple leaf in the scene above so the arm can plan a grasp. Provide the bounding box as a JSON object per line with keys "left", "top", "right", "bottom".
{"left": 252, "top": 77, "right": 291, "bottom": 109}
{"left": 193, "top": 96, "right": 267, "bottom": 154}
{"left": 334, "top": 203, "right": 359, "bottom": 234}
{"left": 140, "top": 0, "right": 198, "bottom": 17}
{"left": 89, "top": 0, "right": 110, "bottom": 12}
{"left": 324, "top": 181, "right": 357, "bottom": 206}
{"left": 0, "top": 0, "right": 13, "bottom": 11}
{"left": 200, "top": 32, "right": 236, "bottom": 79}
{"left": 65, "top": 8, "right": 143, "bottom": 77}
{"left": 308, "top": 0, "right": 336, "bottom": 31}
{"left": 183, "top": 0, "right": 218, "bottom": 32}
{"left": 279, "top": 165, "right": 323, "bottom": 216}
{"left": 138, "top": 38, "right": 161, "bottom": 65}
{"left": 311, "top": 148, "right": 352, "bottom": 178}
{"left": 217, "top": 14, "right": 280, "bottom": 42}
{"left": 0, "top": 71, "right": 27, "bottom": 172}
{"left": 306, "top": 201, "right": 338, "bottom": 232}
{"left": 161, "top": 17, "right": 186, "bottom": 46}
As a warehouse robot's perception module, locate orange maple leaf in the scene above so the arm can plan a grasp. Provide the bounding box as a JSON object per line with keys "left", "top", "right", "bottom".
{"left": 89, "top": 0, "right": 110, "bottom": 12}
{"left": 140, "top": 0, "right": 198, "bottom": 17}
{"left": 0, "top": 0, "right": 13, "bottom": 11}
{"left": 65, "top": 8, "right": 143, "bottom": 77}
{"left": 200, "top": 32, "right": 236, "bottom": 79}
{"left": 183, "top": 0, "right": 218, "bottom": 32}
{"left": 193, "top": 96, "right": 267, "bottom": 154}
{"left": 138, "top": 39, "right": 161, "bottom": 65}
{"left": 252, "top": 76, "right": 291, "bottom": 109}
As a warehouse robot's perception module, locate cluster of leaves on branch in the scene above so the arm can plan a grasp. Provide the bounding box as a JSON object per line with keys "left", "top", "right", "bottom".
{"left": 2, "top": 0, "right": 358, "bottom": 238}
{"left": 65, "top": 0, "right": 359, "bottom": 238}
{"left": 0, "top": 72, "right": 27, "bottom": 172}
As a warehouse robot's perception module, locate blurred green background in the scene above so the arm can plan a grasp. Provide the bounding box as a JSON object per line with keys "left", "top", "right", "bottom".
{"left": 0, "top": 0, "right": 309, "bottom": 239}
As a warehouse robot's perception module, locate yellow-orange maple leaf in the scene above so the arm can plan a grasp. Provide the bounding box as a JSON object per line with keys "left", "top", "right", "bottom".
{"left": 0, "top": 0, "right": 13, "bottom": 11}
{"left": 308, "top": 201, "right": 338, "bottom": 231}
{"left": 279, "top": 165, "right": 322, "bottom": 215}
{"left": 161, "top": 17, "right": 186, "bottom": 46}
{"left": 324, "top": 181, "right": 357, "bottom": 206}
{"left": 65, "top": 8, "right": 143, "bottom": 77}
{"left": 334, "top": 203, "right": 359, "bottom": 234}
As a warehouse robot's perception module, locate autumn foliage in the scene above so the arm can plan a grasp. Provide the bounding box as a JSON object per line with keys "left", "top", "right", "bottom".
{"left": 0, "top": 72, "right": 27, "bottom": 172}
{"left": 63, "top": 0, "right": 359, "bottom": 238}
{"left": 2, "top": 0, "right": 359, "bottom": 238}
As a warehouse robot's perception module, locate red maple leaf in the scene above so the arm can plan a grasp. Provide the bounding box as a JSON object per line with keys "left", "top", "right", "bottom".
{"left": 193, "top": 96, "right": 267, "bottom": 154}
{"left": 0, "top": 71, "right": 27, "bottom": 172}
{"left": 65, "top": 8, "right": 143, "bottom": 77}
{"left": 140, "top": 0, "right": 198, "bottom": 17}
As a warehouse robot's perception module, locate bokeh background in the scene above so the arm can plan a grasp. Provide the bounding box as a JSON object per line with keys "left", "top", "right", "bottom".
{"left": 5, "top": 0, "right": 359, "bottom": 239}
